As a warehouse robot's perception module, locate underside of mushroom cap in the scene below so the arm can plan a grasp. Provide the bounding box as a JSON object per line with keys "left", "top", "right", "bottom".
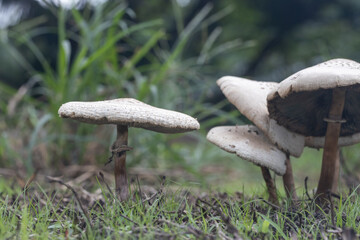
{"left": 217, "top": 76, "right": 304, "bottom": 157}
{"left": 267, "top": 58, "right": 360, "bottom": 138}
{"left": 305, "top": 132, "right": 360, "bottom": 148}
{"left": 207, "top": 125, "right": 286, "bottom": 175}
{"left": 58, "top": 98, "right": 200, "bottom": 133}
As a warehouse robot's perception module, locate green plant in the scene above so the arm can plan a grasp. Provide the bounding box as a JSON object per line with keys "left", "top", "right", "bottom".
{"left": 1, "top": 1, "right": 248, "bottom": 175}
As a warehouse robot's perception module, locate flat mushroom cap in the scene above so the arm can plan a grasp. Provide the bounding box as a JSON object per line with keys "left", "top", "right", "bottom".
{"left": 207, "top": 125, "right": 286, "bottom": 175}
{"left": 58, "top": 98, "right": 200, "bottom": 133}
{"left": 267, "top": 58, "right": 360, "bottom": 143}
{"left": 217, "top": 76, "right": 304, "bottom": 157}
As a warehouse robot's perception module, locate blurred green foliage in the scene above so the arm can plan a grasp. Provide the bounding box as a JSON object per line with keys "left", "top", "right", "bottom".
{"left": 0, "top": 0, "right": 244, "bottom": 179}
{"left": 0, "top": 0, "right": 360, "bottom": 190}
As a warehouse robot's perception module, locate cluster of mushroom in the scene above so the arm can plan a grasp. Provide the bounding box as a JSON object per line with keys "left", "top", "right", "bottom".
{"left": 207, "top": 77, "right": 301, "bottom": 204}
{"left": 58, "top": 58, "right": 360, "bottom": 204}
{"left": 207, "top": 58, "right": 360, "bottom": 204}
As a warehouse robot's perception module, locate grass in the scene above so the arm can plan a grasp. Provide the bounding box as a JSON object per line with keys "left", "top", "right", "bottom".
{"left": 1, "top": 1, "right": 360, "bottom": 239}
{"left": 0, "top": 174, "right": 360, "bottom": 239}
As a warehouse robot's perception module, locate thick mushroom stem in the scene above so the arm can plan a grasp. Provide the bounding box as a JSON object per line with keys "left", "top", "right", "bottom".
{"left": 113, "top": 125, "right": 129, "bottom": 201}
{"left": 282, "top": 155, "right": 298, "bottom": 201}
{"left": 316, "top": 88, "right": 346, "bottom": 200}
{"left": 261, "top": 167, "right": 279, "bottom": 205}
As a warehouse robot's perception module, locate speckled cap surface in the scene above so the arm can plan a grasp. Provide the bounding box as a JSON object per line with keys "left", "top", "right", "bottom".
{"left": 58, "top": 98, "right": 200, "bottom": 133}
{"left": 207, "top": 125, "right": 286, "bottom": 175}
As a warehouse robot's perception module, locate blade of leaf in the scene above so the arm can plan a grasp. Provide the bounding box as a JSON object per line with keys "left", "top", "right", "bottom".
{"left": 257, "top": 213, "right": 287, "bottom": 239}
{"left": 122, "top": 30, "right": 165, "bottom": 77}
{"left": 139, "top": 3, "right": 213, "bottom": 99}
{"left": 78, "top": 19, "right": 163, "bottom": 72}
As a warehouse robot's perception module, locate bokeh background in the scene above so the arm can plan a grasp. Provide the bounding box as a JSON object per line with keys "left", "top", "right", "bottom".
{"left": 1, "top": 0, "right": 360, "bottom": 196}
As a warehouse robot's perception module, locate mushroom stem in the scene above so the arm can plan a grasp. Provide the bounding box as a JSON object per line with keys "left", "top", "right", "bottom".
{"left": 282, "top": 154, "right": 298, "bottom": 202}
{"left": 316, "top": 88, "right": 346, "bottom": 200}
{"left": 261, "top": 167, "right": 279, "bottom": 205}
{"left": 113, "top": 125, "right": 129, "bottom": 201}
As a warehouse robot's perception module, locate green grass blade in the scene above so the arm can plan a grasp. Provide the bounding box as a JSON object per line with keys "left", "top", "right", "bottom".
{"left": 257, "top": 213, "right": 288, "bottom": 239}
{"left": 21, "top": 35, "right": 55, "bottom": 82}
{"left": 175, "top": 3, "right": 213, "bottom": 48}
{"left": 106, "top": 8, "right": 126, "bottom": 71}
{"left": 78, "top": 19, "right": 163, "bottom": 72}
{"left": 69, "top": 45, "right": 88, "bottom": 78}
{"left": 208, "top": 39, "right": 255, "bottom": 59}
{"left": 171, "top": 0, "right": 184, "bottom": 35}
{"left": 138, "top": 3, "right": 213, "bottom": 99}
{"left": 123, "top": 30, "right": 165, "bottom": 77}
{"left": 20, "top": 206, "right": 29, "bottom": 240}
{"left": 4, "top": 42, "right": 35, "bottom": 74}
{"left": 197, "top": 27, "right": 222, "bottom": 64}
{"left": 71, "top": 8, "right": 90, "bottom": 38}
{"left": 58, "top": 40, "right": 71, "bottom": 93}
{"left": 10, "top": 15, "right": 48, "bottom": 33}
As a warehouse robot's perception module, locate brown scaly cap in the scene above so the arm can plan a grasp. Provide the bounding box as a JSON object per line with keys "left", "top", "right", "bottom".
{"left": 217, "top": 76, "right": 304, "bottom": 157}
{"left": 58, "top": 98, "right": 200, "bottom": 133}
{"left": 207, "top": 125, "right": 286, "bottom": 175}
{"left": 268, "top": 59, "right": 360, "bottom": 144}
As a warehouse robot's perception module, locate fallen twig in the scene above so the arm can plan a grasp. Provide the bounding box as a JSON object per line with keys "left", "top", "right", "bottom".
{"left": 327, "top": 191, "right": 336, "bottom": 227}
{"left": 98, "top": 171, "right": 115, "bottom": 199}
{"left": 135, "top": 175, "right": 145, "bottom": 211}
{"left": 119, "top": 213, "right": 139, "bottom": 226}
{"left": 46, "top": 176, "right": 93, "bottom": 228}
{"left": 23, "top": 169, "right": 39, "bottom": 193}
{"left": 304, "top": 177, "right": 312, "bottom": 201}
{"left": 98, "top": 172, "right": 140, "bottom": 225}
{"left": 341, "top": 228, "right": 358, "bottom": 240}
{"left": 196, "top": 198, "right": 242, "bottom": 240}
{"left": 160, "top": 175, "right": 166, "bottom": 193}
{"left": 215, "top": 208, "right": 243, "bottom": 240}
{"left": 214, "top": 220, "right": 233, "bottom": 240}
{"left": 8, "top": 77, "right": 39, "bottom": 116}
{"left": 141, "top": 192, "right": 158, "bottom": 205}
{"left": 259, "top": 198, "right": 281, "bottom": 210}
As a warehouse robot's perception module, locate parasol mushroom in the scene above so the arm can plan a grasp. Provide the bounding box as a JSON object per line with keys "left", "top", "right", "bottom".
{"left": 267, "top": 58, "right": 360, "bottom": 201}
{"left": 207, "top": 125, "right": 286, "bottom": 205}
{"left": 58, "top": 98, "right": 200, "bottom": 201}
{"left": 217, "top": 76, "right": 304, "bottom": 200}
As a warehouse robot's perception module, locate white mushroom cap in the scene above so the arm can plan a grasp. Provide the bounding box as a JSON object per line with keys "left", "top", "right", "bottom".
{"left": 58, "top": 98, "right": 200, "bottom": 133}
{"left": 217, "top": 76, "right": 304, "bottom": 157}
{"left": 270, "top": 58, "right": 360, "bottom": 99}
{"left": 267, "top": 58, "right": 360, "bottom": 146}
{"left": 207, "top": 125, "right": 286, "bottom": 175}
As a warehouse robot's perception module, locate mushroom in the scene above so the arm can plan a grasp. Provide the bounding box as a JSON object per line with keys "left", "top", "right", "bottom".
{"left": 217, "top": 76, "right": 305, "bottom": 157}
{"left": 217, "top": 76, "right": 304, "bottom": 201}
{"left": 267, "top": 58, "right": 360, "bottom": 200}
{"left": 58, "top": 98, "right": 200, "bottom": 201}
{"left": 207, "top": 125, "right": 286, "bottom": 205}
